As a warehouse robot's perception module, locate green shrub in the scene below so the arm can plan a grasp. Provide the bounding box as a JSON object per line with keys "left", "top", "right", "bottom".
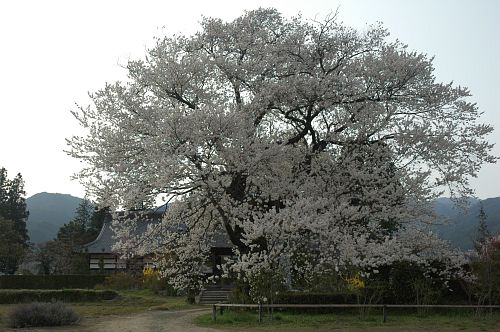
{"left": 378, "top": 261, "right": 446, "bottom": 305}
{"left": 8, "top": 302, "right": 79, "bottom": 328}
{"left": 146, "top": 277, "right": 178, "bottom": 296}
{"left": 276, "top": 292, "right": 358, "bottom": 304}
{"left": 0, "top": 275, "right": 106, "bottom": 289}
{"left": 98, "top": 272, "right": 178, "bottom": 295}
{"left": 100, "top": 272, "right": 141, "bottom": 290}
{"left": 229, "top": 282, "right": 253, "bottom": 304}
{"left": 246, "top": 269, "right": 288, "bottom": 303}
{"left": 0, "top": 289, "right": 118, "bottom": 304}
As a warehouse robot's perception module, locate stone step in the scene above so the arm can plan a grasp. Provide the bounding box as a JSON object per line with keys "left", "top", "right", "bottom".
{"left": 200, "top": 295, "right": 230, "bottom": 299}
{"left": 197, "top": 288, "right": 232, "bottom": 304}
{"left": 201, "top": 291, "right": 231, "bottom": 295}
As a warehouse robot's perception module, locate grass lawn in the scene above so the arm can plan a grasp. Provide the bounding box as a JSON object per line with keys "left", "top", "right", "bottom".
{"left": 0, "top": 289, "right": 198, "bottom": 326}
{"left": 194, "top": 308, "right": 500, "bottom": 331}
{"left": 71, "top": 289, "right": 199, "bottom": 317}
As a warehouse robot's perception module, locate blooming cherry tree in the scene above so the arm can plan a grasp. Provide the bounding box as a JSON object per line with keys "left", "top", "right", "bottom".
{"left": 68, "top": 9, "right": 495, "bottom": 292}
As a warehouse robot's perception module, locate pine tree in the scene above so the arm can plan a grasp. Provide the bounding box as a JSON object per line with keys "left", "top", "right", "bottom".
{"left": 471, "top": 201, "right": 499, "bottom": 306}
{"left": 88, "top": 206, "right": 108, "bottom": 239}
{"left": 47, "top": 198, "right": 106, "bottom": 274}
{"left": 475, "top": 201, "right": 490, "bottom": 253}
{"left": 72, "top": 197, "right": 94, "bottom": 230}
{"left": 57, "top": 197, "right": 99, "bottom": 245}
{"left": 0, "top": 167, "right": 30, "bottom": 274}
{"left": 0, "top": 168, "right": 8, "bottom": 205}
{"left": 5, "top": 173, "right": 29, "bottom": 244}
{"left": 0, "top": 217, "right": 25, "bottom": 274}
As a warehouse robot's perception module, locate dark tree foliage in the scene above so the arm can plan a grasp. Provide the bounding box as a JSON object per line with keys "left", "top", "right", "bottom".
{"left": 475, "top": 201, "right": 490, "bottom": 252}
{"left": 0, "top": 167, "right": 29, "bottom": 274}
{"left": 57, "top": 198, "right": 106, "bottom": 245}
{"left": 88, "top": 207, "right": 108, "bottom": 239}
{"left": 0, "top": 217, "right": 26, "bottom": 274}
{"left": 37, "top": 199, "right": 108, "bottom": 274}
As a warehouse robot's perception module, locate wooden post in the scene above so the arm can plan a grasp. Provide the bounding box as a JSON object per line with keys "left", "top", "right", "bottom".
{"left": 258, "top": 303, "right": 263, "bottom": 323}
{"left": 212, "top": 305, "right": 216, "bottom": 322}
{"left": 383, "top": 305, "right": 387, "bottom": 323}
{"left": 220, "top": 305, "right": 224, "bottom": 316}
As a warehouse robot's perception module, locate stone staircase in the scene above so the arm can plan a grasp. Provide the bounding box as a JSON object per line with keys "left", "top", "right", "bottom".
{"left": 197, "top": 287, "right": 232, "bottom": 304}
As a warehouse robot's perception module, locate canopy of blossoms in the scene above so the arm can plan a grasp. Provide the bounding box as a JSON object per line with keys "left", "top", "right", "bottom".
{"left": 68, "top": 9, "right": 495, "bottom": 292}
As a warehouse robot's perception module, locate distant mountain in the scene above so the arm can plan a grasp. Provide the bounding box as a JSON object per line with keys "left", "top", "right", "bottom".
{"left": 26, "top": 192, "right": 84, "bottom": 243}
{"left": 432, "top": 197, "right": 500, "bottom": 250}
{"left": 24, "top": 192, "right": 499, "bottom": 249}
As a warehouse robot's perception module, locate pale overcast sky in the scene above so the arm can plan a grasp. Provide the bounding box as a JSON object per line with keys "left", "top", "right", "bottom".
{"left": 0, "top": 0, "right": 498, "bottom": 199}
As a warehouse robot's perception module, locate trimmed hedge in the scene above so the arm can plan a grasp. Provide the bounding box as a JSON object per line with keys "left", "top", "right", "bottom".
{"left": 276, "top": 292, "right": 358, "bottom": 304}
{"left": 0, "top": 275, "right": 106, "bottom": 289}
{"left": 0, "top": 289, "right": 118, "bottom": 304}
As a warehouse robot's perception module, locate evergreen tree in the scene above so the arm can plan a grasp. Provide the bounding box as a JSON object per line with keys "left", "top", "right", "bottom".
{"left": 88, "top": 206, "right": 108, "bottom": 239}
{"left": 5, "top": 173, "right": 29, "bottom": 243}
{"left": 471, "top": 201, "right": 500, "bottom": 306}
{"left": 0, "top": 167, "right": 30, "bottom": 274}
{"left": 0, "top": 169, "right": 29, "bottom": 243}
{"left": 57, "top": 197, "right": 96, "bottom": 245}
{"left": 0, "top": 217, "right": 25, "bottom": 274}
{"left": 42, "top": 198, "right": 107, "bottom": 274}
{"left": 475, "top": 201, "right": 490, "bottom": 253}
{"left": 72, "top": 197, "right": 94, "bottom": 229}
{"left": 0, "top": 168, "right": 8, "bottom": 205}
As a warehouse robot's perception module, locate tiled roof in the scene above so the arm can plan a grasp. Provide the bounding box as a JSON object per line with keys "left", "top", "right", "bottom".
{"left": 81, "top": 211, "right": 162, "bottom": 254}
{"left": 81, "top": 221, "right": 115, "bottom": 254}
{"left": 81, "top": 210, "right": 233, "bottom": 254}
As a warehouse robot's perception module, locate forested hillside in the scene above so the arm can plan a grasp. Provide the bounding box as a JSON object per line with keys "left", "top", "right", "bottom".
{"left": 433, "top": 197, "right": 500, "bottom": 250}
{"left": 26, "top": 193, "right": 83, "bottom": 243}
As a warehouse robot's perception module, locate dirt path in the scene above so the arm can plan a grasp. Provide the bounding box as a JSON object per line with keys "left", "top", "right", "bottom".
{"left": 82, "top": 308, "right": 217, "bottom": 332}
{"left": 1, "top": 308, "right": 217, "bottom": 332}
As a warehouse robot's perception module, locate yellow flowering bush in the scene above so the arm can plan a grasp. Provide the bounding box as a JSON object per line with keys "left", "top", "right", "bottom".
{"left": 142, "top": 266, "right": 177, "bottom": 295}
{"left": 143, "top": 266, "right": 159, "bottom": 280}
{"left": 142, "top": 266, "right": 160, "bottom": 290}
{"left": 346, "top": 274, "right": 365, "bottom": 290}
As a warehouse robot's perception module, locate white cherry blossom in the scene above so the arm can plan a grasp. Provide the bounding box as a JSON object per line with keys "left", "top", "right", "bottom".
{"left": 67, "top": 9, "right": 495, "bottom": 292}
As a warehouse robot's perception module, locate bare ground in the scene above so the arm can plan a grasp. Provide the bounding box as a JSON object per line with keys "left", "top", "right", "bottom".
{"left": 1, "top": 308, "right": 216, "bottom": 332}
